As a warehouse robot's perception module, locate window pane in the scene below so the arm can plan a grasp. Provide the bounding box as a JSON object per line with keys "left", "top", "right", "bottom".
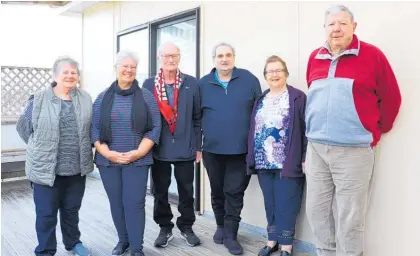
{"left": 119, "top": 29, "right": 149, "bottom": 84}
{"left": 157, "top": 18, "right": 196, "bottom": 76}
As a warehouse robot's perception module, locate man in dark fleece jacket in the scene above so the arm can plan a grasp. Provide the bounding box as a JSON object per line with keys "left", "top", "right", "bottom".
{"left": 199, "top": 42, "right": 262, "bottom": 255}
{"left": 143, "top": 42, "right": 202, "bottom": 248}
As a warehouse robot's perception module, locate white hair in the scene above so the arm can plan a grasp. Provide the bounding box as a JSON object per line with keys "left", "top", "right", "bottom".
{"left": 52, "top": 56, "right": 80, "bottom": 77}
{"left": 114, "top": 50, "right": 139, "bottom": 68}
{"left": 325, "top": 5, "right": 355, "bottom": 24}
{"left": 158, "top": 42, "right": 181, "bottom": 56}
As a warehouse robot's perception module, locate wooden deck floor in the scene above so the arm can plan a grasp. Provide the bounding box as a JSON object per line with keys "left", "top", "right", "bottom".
{"left": 1, "top": 176, "right": 312, "bottom": 256}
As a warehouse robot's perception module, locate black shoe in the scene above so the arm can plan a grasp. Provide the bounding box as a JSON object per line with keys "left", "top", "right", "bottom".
{"left": 280, "top": 251, "right": 291, "bottom": 256}
{"left": 154, "top": 228, "right": 174, "bottom": 248}
{"left": 213, "top": 225, "right": 224, "bottom": 244}
{"left": 180, "top": 228, "right": 201, "bottom": 247}
{"left": 223, "top": 238, "right": 243, "bottom": 255}
{"left": 112, "top": 242, "right": 130, "bottom": 255}
{"left": 258, "top": 243, "right": 279, "bottom": 256}
{"left": 130, "top": 252, "right": 145, "bottom": 256}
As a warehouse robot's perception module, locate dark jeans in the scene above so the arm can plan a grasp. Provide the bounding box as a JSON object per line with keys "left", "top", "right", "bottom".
{"left": 99, "top": 165, "right": 149, "bottom": 253}
{"left": 202, "top": 152, "right": 251, "bottom": 234}
{"left": 151, "top": 159, "right": 195, "bottom": 232}
{"left": 257, "top": 170, "right": 304, "bottom": 245}
{"left": 33, "top": 174, "right": 86, "bottom": 256}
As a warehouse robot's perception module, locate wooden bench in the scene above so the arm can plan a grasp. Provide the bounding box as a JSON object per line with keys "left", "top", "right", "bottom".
{"left": 1, "top": 149, "right": 26, "bottom": 180}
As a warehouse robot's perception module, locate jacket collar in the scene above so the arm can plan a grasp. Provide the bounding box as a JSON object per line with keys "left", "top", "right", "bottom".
{"left": 179, "top": 71, "right": 187, "bottom": 88}
{"left": 315, "top": 34, "right": 360, "bottom": 60}
{"left": 258, "top": 84, "right": 300, "bottom": 101}
{"left": 158, "top": 69, "right": 187, "bottom": 88}
{"left": 208, "top": 67, "right": 239, "bottom": 84}
{"left": 47, "top": 85, "right": 78, "bottom": 102}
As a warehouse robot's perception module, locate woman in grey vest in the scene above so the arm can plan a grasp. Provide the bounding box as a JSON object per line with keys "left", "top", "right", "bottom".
{"left": 16, "top": 56, "right": 94, "bottom": 256}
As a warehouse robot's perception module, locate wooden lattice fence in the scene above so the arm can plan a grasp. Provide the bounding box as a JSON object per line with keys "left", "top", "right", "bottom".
{"left": 1, "top": 66, "right": 53, "bottom": 122}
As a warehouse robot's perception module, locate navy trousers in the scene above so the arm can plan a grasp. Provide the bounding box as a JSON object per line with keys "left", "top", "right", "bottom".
{"left": 203, "top": 152, "right": 251, "bottom": 235}
{"left": 99, "top": 165, "right": 149, "bottom": 253}
{"left": 257, "top": 171, "right": 304, "bottom": 245}
{"left": 151, "top": 159, "right": 196, "bottom": 232}
{"left": 33, "top": 174, "right": 86, "bottom": 256}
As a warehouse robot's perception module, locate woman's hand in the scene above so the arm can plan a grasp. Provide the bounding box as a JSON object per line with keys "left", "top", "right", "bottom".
{"left": 106, "top": 150, "right": 142, "bottom": 164}
{"left": 120, "top": 150, "right": 143, "bottom": 163}
{"left": 106, "top": 151, "right": 130, "bottom": 164}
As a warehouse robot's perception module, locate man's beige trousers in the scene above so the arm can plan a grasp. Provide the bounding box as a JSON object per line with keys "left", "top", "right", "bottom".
{"left": 305, "top": 142, "right": 375, "bottom": 256}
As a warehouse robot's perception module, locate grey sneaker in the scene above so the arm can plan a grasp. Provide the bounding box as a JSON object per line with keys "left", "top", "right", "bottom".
{"left": 180, "top": 228, "right": 201, "bottom": 247}
{"left": 154, "top": 228, "right": 174, "bottom": 248}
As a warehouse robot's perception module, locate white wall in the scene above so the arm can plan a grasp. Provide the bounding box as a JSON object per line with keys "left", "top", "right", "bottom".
{"left": 81, "top": 2, "right": 116, "bottom": 98}
{"left": 0, "top": 4, "right": 82, "bottom": 68}
{"left": 81, "top": 2, "right": 420, "bottom": 255}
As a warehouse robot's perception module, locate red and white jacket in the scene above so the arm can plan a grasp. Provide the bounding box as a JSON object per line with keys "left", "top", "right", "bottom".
{"left": 305, "top": 34, "right": 401, "bottom": 146}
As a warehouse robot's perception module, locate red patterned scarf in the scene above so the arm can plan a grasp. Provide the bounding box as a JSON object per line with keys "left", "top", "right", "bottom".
{"left": 154, "top": 68, "right": 182, "bottom": 134}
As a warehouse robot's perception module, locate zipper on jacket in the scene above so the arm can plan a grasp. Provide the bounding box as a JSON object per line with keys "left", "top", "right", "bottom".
{"left": 172, "top": 135, "right": 175, "bottom": 143}
{"left": 209, "top": 81, "right": 228, "bottom": 95}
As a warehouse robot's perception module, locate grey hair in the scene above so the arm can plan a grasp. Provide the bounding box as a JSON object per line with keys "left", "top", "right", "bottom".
{"left": 212, "top": 42, "right": 236, "bottom": 58}
{"left": 52, "top": 56, "right": 81, "bottom": 78}
{"left": 158, "top": 42, "right": 181, "bottom": 56}
{"left": 114, "top": 50, "right": 139, "bottom": 68}
{"left": 325, "top": 5, "right": 355, "bottom": 23}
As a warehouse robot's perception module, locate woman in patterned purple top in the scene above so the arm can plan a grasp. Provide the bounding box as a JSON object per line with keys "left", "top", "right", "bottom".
{"left": 91, "top": 51, "right": 161, "bottom": 256}
{"left": 247, "top": 56, "right": 307, "bottom": 256}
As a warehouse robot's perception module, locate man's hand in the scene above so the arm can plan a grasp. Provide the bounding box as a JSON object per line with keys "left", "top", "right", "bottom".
{"left": 196, "top": 151, "right": 202, "bottom": 163}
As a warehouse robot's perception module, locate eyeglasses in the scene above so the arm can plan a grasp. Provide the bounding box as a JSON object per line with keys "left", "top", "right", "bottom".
{"left": 265, "top": 69, "right": 286, "bottom": 76}
{"left": 162, "top": 54, "right": 180, "bottom": 60}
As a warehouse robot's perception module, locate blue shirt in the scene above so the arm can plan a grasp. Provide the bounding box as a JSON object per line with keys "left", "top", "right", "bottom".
{"left": 165, "top": 83, "right": 175, "bottom": 107}
{"left": 214, "top": 72, "right": 229, "bottom": 89}
{"left": 91, "top": 88, "right": 161, "bottom": 167}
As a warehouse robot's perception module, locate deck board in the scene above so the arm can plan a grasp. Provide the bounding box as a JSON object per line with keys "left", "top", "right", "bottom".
{"left": 2, "top": 177, "right": 312, "bottom": 256}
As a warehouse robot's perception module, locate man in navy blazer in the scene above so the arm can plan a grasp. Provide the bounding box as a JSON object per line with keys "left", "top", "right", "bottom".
{"left": 143, "top": 42, "right": 202, "bottom": 248}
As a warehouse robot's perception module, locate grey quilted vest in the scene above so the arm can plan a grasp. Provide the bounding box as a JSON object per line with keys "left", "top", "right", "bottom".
{"left": 25, "top": 86, "right": 94, "bottom": 186}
